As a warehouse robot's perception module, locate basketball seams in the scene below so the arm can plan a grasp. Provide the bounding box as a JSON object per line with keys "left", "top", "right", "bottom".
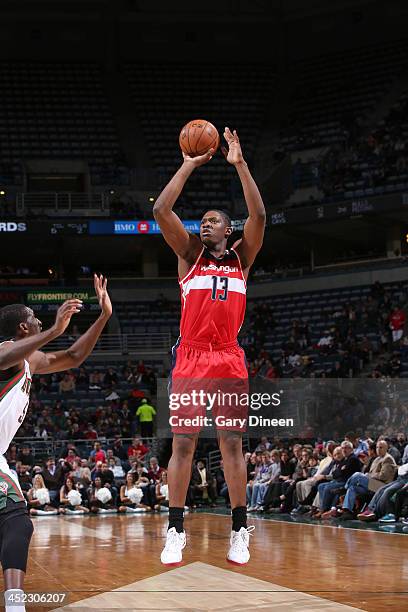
{"left": 193, "top": 120, "right": 208, "bottom": 155}
{"left": 186, "top": 125, "right": 194, "bottom": 156}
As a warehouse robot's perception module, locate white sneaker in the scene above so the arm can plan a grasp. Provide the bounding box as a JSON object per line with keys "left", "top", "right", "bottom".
{"left": 226, "top": 526, "right": 255, "bottom": 565}
{"left": 160, "top": 527, "right": 186, "bottom": 565}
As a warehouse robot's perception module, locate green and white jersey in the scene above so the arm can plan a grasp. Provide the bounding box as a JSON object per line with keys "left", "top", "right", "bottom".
{"left": 0, "top": 343, "right": 32, "bottom": 506}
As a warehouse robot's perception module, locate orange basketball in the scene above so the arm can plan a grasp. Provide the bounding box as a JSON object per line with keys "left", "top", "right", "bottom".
{"left": 179, "top": 119, "right": 220, "bottom": 157}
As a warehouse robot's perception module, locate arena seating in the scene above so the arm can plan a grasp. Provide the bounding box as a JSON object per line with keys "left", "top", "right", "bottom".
{"left": 281, "top": 39, "right": 408, "bottom": 151}
{"left": 125, "top": 63, "right": 275, "bottom": 214}
{"left": 0, "top": 62, "right": 121, "bottom": 184}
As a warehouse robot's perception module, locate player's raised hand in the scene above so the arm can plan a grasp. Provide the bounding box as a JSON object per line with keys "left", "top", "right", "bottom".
{"left": 221, "top": 127, "right": 245, "bottom": 165}
{"left": 182, "top": 148, "right": 214, "bottom": 168}
{"left": 53, "top": 299, "right": 83, "bottom": 334}
{"left": 94, "top": 273, "right": 112, "bottom": 319}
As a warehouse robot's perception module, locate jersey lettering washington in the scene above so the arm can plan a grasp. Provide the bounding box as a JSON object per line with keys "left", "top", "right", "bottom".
{"left": 179, "top": 247, "right": 246, "bottom": 346}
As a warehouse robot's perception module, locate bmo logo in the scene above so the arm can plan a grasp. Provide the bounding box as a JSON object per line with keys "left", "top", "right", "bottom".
{"left": 137, "top": 221, "right": 150, "bottom": 233}
{"left": 0, "top": 222, "right": 27, "bottom": 232}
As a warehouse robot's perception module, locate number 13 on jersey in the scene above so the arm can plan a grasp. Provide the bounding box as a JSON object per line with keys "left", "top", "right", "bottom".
{"left": 211, "top": 276, "right": 229, "bottom": 301}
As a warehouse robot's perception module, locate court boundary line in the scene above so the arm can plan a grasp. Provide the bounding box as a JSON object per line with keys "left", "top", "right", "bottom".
{"left": 199, "top": 510, "right": 408, "bottom": 537}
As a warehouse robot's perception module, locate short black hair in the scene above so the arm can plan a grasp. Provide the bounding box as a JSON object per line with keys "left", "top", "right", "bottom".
{"left": 206, "top": 209, "right": 232, "bottom": 227}
{"left": 0, "top": 304, "right": 30, "bottom": 339}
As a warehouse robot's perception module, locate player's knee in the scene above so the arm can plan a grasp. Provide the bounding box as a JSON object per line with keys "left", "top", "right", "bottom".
{"left": 220, "top": 433, "right": 242, "bottom": 456}
{"left": 173, "top": 436, "right": 196, "bottom": 458}
{"left": 1, "top": 514, "right": 33, "bottom": 572}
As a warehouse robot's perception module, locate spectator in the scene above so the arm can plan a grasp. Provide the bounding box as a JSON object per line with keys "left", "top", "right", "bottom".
{"left": 247, "top": 451, "right": 279, "bottom": 511}
{"left": 88, "top": 476, "right": 115, "bottom": 514}
{"left": 358, "top": 462, "right": 408, "bottom": 522}
{"left": 255, "top": 436, "right": 273, "bottom": 452}
{"left": 41, "top": 457, "right": 70, "bottom": 505}
{"left": 127, "top": 437, "right": 149, "bottom": 461}
{"left": 214, "top": 459, "right": 229, "bottom": 506}
{"left": 118, "top": 472, "right": 151, "bottom": 513}
{"left": 318, "top": 441, "right": 361, "bottom": 518}
{"left": 84, "top": 423, "right": 98, "bottom": 440}
{"left": 389, "top": 306, "right": 406, "bottom": 343}
{"left": 27, "top": 474, "right": 58, "bottom": 516}
{"left": 17, "top": 445, "right": 34, "bottom": 467}
{"left": 292, "top": 441, "right": 336, "bottom": 514}
{"left": 154, "top": 470, "right": 170, "bottom": 511}
{"left": 345, "top": 432, "right": 369, "bottom": 456}
{"left": 89, "top": 441, "right": 106, "bottom": 465}
{"left": 191, "top": 459, "right": 217, "bottom": 506}
{"left": 59, "top": 373, "right": 76, "bottom": 394}
{"left": 59, "top": 476, "right": 89, "bottom": 514}
{"left": 136, "top": 398, "right": 156, "bottom": 439}
{"left": 338, "top": 440, "right": 397, "bottom": 519}
{"left": 65, "top": 448, "right": 82, "bottom": 466}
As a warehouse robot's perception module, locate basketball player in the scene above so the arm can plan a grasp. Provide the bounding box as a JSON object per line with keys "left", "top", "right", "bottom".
{"left": 0, "top": 275, "right": 111, "bottom": 612}
{"left": 153, "top": 127, "right": 265, "bottom": 565}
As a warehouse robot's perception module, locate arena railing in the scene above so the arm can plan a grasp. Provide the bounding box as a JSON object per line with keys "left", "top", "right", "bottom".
{"left": 12, "top": 437, "right": 159, "bottom": 461}
{"left": 16, "top": 192, "right": 107, "bottom": 214}
{"left": 42, "top": 333, "right": 172, "bottom": 355}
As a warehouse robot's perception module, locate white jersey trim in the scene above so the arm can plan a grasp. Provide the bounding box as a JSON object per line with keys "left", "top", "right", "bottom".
{"left": 182, "top": 275, "right": 246, "bottom": 298}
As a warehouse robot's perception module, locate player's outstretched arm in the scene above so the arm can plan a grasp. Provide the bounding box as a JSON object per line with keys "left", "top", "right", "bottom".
{"left": 0, "top": 299, "right": 83, "bottom": 371}
{"left": 30, "top": 274, "right": 112, "bottom": 375}
{"left": 222, "top": 127, "right": 266, "bottom": 271}
{"left": 153, "top": 150, "right": 213, "bottom": 261}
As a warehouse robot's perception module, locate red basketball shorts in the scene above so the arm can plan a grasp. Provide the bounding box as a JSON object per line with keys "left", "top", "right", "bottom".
{"left": 169, "top": 338, "right": 249, "bottom": 434}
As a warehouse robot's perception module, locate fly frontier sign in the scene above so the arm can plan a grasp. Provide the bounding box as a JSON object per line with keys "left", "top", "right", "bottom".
{"left": 0, "top": 222, "right": 27, "bottom": 232}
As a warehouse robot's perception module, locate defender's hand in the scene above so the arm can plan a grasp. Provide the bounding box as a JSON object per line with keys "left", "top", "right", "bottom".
{"left": 221, "top": 127, "right": 245, "bottom": 165}
{"left": 94, "top": 274, "right": 112, "bottom": 319}
{"left": 53, "top": 300, "right": 83, "bottom": 335}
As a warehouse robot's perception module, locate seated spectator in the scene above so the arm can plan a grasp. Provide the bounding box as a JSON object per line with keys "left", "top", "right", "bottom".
{"left": 65, "top": 448, "right": 82, "bottom": 466}
{"left": 118, "top": 472, "right": 151, "bottom": 513}
{"left": 191, "top": 459, "right": 217, "bottom": 506}
{"left": 89, "top": 370, "right": 103, "bottom": 389}
{"left": 88, "top": 476, "right": 115, "bottom": 513}
{"left": 292, "top": 441, "right": 336, "bottom": 514}
{"left": 41, "top": 457, "right": 71, "bottom": 505}
{"left": 59, "top": 476, "right": 89, "bottom": 514}
{"left": 109, "top": 436, "right": 129, "bottom": 466}
{"left": 89, "top": 441, "right": 106, "bottom": 465}
{"left": 345, "top": 431, "right": 369, "bottom": 456}
{"left": 71, "top": 459, "right": 92, "bottom": 488}
{"left": 255, "top": 436, "right": 273, "bottom": 452}
{"left": 147, "top": 456, "right": 164, "bottom": 482}
{"left": 108, "top": 457, "right": 125, "bottom": 480}
{"left": 127, "top": 437, "right": 149, "bottom": 461}
{"left": 247, "top": 451, "right": 279, "bottom": 511}
{"left": 246, "top": 452, "right": 261, "bottom": 482}
{"left": 84, "top": 423, "right": 98, "bottom": 440}
{"left": 263, "top": 449, "right": 296, "bottom": 510}
{"left": 17, "top": 445, "right": 34, "bottom": 467}
{"left": 279, "top": 448, "right": 313, "bottom": 513}
{"left": 59, "top": 373, "right": 76, "bottom": 394}
{"left": 317, "top": 331, "right": 333, "bottom": 351}
{"left": 27, "top": 474, "right": 58, "bottom": 516}
{"left": 104, "top": 367, "right": 118, "bottom": 388}
{"left": 358, "top": 462, "right": 408, "bottom": 523}
{"left": 154, "top": 471, "right": 170, "bottom": 511}
{"left": 338, "top": 440, "right": 397, "bottom": 519}
{"left": 318, "top": 441, "right": 361, "bottom": 519}
{"left": 389, "top": 306, "right": 405, "bottom": 343}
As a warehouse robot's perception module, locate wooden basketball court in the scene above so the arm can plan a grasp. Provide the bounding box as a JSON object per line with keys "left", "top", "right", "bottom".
{"left": 20, "top": 512, "right": 408, "bottom": 611}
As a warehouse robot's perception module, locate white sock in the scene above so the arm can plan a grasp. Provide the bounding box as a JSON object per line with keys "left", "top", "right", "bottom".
{"left": 5, "top": 588, "right": 26, "bottom": 612}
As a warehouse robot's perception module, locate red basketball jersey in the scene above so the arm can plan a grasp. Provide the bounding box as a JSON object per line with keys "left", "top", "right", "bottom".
{"left": 179, "top": 246, "right": 246, "bottom": 346}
